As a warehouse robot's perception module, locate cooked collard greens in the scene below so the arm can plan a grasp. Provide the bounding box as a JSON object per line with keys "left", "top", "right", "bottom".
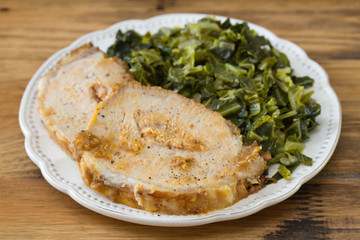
{"left": 107, "top": 17, "right": 321, "bottom": 180}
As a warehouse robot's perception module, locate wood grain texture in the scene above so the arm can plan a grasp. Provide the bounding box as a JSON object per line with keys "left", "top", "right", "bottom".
{"left": 1, "top": 0, "right": 359, "bottom": 239}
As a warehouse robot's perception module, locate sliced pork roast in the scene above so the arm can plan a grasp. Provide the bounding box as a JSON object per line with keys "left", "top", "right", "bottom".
{"left": 37, "top": 43, "right": 134, "bottom": 159}
{"left": 75, "top": 81, "right": 267, "bottom": 215}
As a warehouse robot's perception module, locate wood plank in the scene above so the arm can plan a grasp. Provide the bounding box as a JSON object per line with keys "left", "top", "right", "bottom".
{"left": 0, "top": 0, "right": 359, "bottom": 239}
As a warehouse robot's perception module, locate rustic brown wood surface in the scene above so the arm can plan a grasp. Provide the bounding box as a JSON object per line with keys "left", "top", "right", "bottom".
{"left": 0, "top": 0, "right": 359, "bottom": 239}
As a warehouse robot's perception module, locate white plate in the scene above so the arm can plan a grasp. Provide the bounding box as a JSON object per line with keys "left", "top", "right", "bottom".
{"left": 19, "top": 13, "right": 341, "bottom": 227}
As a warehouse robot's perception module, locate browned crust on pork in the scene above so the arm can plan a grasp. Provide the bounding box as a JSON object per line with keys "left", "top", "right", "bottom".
{"left": 79, "top": 145, "right": 267, "bottom": 215}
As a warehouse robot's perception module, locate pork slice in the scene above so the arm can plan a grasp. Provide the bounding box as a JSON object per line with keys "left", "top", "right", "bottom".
{"left": 37, "top": 43, "right": 134, "bottom": 159}
{"left": 76, "top": 81, "right": 267, "bottom": 215}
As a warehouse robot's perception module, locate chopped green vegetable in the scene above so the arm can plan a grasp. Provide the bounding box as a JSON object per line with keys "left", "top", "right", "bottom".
{"left": 277, "top": 165, "right": 291, "bottom": 181}
{"left": 107, "top": 16, "right": 321, "bottom": 181}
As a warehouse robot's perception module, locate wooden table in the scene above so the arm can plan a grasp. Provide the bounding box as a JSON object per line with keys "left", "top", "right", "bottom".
{"left": 1, "top": 0, "right": 359, "bottom": 239}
